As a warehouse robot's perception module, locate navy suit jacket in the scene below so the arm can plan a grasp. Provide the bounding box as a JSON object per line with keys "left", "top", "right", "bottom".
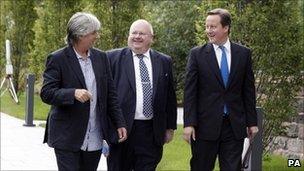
{"left": 41, "top": 45, "right": 126, "bottom": 151}
{"left": 184, "top": 42, "right": 257, "bottom": 140}
{"left": 107, "top": 47, "right": 177, "bottom": 145}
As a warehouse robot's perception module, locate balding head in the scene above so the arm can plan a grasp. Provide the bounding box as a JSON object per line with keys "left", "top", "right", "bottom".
{"left": 128, "top": 19, "right": 154, "bottom": 54}
{"left": 129, "top": 19, "right": 154, "bottom": 36}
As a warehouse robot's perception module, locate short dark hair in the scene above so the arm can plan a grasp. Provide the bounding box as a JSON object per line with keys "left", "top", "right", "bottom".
{"left": 207, "top": 8, "right": 231, "bottom": 33}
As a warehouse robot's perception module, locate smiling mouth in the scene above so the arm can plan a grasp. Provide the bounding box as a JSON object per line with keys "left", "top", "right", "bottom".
{"left": 208, "top": 34, "right": 215, "bottom": 37}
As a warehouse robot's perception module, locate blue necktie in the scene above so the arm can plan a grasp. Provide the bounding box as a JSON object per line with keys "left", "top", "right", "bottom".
{"left": 137, "top": 54, "right": 153, "bottom": 118}
{"left": 219, "top": 46, "right": 229, "bottom": 115}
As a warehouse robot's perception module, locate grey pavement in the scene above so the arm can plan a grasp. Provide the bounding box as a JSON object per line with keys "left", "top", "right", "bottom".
{"left": 0, "top": 108, "right": 184, "bottom": 170}
{"left": 0, "top": 112, "right": 107, "bottom": 170}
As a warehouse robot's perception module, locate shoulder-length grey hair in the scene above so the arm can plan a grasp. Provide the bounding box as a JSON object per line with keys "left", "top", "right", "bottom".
{"left": 66, "top": 12, "right": 101, "bottom": 45}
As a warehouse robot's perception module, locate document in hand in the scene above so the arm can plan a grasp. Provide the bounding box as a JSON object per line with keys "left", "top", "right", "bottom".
{"left": 241, "top": 138, "right": 253, "bottom": 169}
{"left": 102, "top": 140, "right": 110, "bottom": 157}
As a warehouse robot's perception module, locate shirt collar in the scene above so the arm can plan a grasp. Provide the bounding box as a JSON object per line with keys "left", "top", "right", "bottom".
{"left": 73, "top": 47, "right": 91, "bottom": 60}
{"left": 213, "top": 39, "right": 231, "bottom": 52}
{"left": 132, "top": 49, "right": 151, "bottom": 59}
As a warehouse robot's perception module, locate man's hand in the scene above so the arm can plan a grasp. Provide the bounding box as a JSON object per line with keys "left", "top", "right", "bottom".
{"left": 183, "top": 126, "right": 195, "bottom": 144}
{"left": 74, "top": 89, "right": 92, "bottom": 103}
{"left": 247, "top": 126, "right": 258, "bottom": 140}
{"left": 164, "top": 129, "right": 174, "bottom": 144}
{"left": 117, "top": 127, "right": 127, "bottom": 143}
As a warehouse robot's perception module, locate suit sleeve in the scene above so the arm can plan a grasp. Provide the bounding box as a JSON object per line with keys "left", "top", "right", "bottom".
{"left": 105, "top": 54, "right": 126, "bottom": 129}
{"left": 40, "top": 54, "right": 75, "bottom": 106}
{"left": 166, "top": 57, "right": 177, "bottom": 130}
{"left": 243, "top": 50, "right": 257, "bottom": 127}
{"left": 183, "top": 49, "right": 198, "bottom": 127}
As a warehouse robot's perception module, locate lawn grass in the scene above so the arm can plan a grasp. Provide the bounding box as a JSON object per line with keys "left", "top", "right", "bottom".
{"left": 157, "top": 125, "right": 191, "bottom": 170}
{"left": 157, "top": 125, "right": 220, "bottom": 170}
{"left": 158, "top": 125, "right": 303, "bottom": 171}
{"left": 263, "top": 155, "right": 304, "bottom": 171}
{"left": 0, "top": 91, "right": 49, "bottom": 120}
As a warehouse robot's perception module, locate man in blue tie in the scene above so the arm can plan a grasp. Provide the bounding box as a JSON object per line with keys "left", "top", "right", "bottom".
{"left": 183, "top": 8, "right": 258, "bottom": 170}
{"left": 106, "top": 19, "right": 177, "bottom": 171}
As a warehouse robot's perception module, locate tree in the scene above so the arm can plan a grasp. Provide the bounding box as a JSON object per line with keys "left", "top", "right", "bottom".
{"left": 31, "top": 0, "right": 142, "bottom": 81}
{"left": 0, "top": 0, "right": 9, "bottom": 74}
{"left": 143, "top": 0, "right": 200, "bottom": 103}
{"left": 82, "top": 0, "right": 113, "bottom": 51}
{"left": 84, "top": 0, "right": 142, "bottom": 50}
{"left": 2, "top": 0, "right": 37, "bottom": 93}
{"left": 30, "top": 0, "right": 82, "bottom": 82}
{"left": 196, "top": 0, "right": 304, "bottom": 154}
{"left": 109, "top": 0, "right": 142, "bottom": 48}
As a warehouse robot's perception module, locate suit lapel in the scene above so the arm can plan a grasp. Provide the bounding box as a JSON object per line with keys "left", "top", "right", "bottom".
{"left": 227, "top": 42, "right": 240, "bottom": 88}
{"left": 124, "top": 49, "right": 136, "bottom": 92}
{"left": 65, "top": 46, "right": 86, "bottom": 88}
{"left": 89, "top": 49, "right": 101, "bottom": 85}
{"left": 150, "top": 50, "right": 161, "bottom": 99}
{"left": 205, "top": 43, "right": 225, "bottom": 88}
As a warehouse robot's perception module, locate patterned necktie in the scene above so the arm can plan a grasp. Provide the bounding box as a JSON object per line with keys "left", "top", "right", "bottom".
{"left": 137, "top": 54, "right": 153, "bottom": 118}
{"left": 219, "top": 46, "right": 229, "bottom": 115}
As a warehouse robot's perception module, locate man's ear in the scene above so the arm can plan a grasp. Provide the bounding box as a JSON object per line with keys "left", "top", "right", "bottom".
{"left": 151, "top": 34, "right": 155, "bottom": 44}
{"left": 224, "top": 25, "right": 229, "bottom": 33}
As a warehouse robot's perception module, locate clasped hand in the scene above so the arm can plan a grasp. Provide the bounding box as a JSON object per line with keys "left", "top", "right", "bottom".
{"left": 183, "top": 126, "right": 195, "bottom": 144}
{"left": 75, "top": 89, "right": 92, "bottom": 103}
{"left": 117, "top": 127, "right": 127, "bottom": 143}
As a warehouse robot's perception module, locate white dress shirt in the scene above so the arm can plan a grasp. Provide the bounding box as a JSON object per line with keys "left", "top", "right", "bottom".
{"left": 132, "top": 49, "right": 153, "bottom": 120}
{"left": 212, "top": 39, "right": 231, "bottom": 72}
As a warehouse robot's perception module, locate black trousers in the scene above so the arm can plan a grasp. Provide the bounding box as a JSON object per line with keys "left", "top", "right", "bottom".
{"left": 190, "top": 116, "right": 244, "bottom": 171}
{"left": 54, "top": 148, "right": 101, "bottom": 171}
{"left": 107, "top": 120, "right": 163, "bottom": 171}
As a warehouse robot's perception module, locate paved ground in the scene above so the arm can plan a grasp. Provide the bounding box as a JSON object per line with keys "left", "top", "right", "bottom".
{"left": 0, "top": 112, "right": 107, "bottom": 170}
{"left": 0, "top": 108, "right": 184, "bottom": 170}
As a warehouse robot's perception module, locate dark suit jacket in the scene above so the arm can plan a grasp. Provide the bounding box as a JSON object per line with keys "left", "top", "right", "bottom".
{"left": 40, "top": 45, "right": 126, "bottom": 151}
{"left": 184, "top": 42, "right": 257, "bottom": 140}
{"left": 107, "top": 47, "right": 177, "bottom": 145}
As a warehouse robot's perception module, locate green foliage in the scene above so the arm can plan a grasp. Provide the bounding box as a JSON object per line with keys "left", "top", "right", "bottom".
{"left": 1, "top": 0, "right": 38, "bottom": 93}
{"left": 262, "top": 154, "right": 304, "bottom": 171}
{"left": 30, "top": 0, "right": 142, "bottom": 84}
{"left": 30, "top": 0, "right": 83, "bottom": 83}
{"left": 143, "top": 0, "right": 200, "bottom": 103}
{"left": 108, "top": 0, "right": 142, "bottom": 48}
{"left": 87, "top": 0, "right": 142, "bottom": 50}
{"left": 0, "top": 0, "right": 7, "bottom": 74}
{"left": 83, "top": 0, "right": 114, "bottom": 50}
{"left": 232, "top": 0, "right": 304, "bottom": 153}
{"left": 196, "top": 0, "right": 304, "bottom": 154}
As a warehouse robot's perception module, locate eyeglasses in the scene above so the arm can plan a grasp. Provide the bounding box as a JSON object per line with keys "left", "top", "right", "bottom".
{"left": 130, "top": 31, "right": 151, "bottom": 37}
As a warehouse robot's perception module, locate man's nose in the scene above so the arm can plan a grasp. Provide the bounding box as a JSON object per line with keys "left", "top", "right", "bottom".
{"left": 134, "top": 33, "right": 141, "bottom": 38}
{"left": 205, "top": 28, "right": 212, "bottom": 34}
